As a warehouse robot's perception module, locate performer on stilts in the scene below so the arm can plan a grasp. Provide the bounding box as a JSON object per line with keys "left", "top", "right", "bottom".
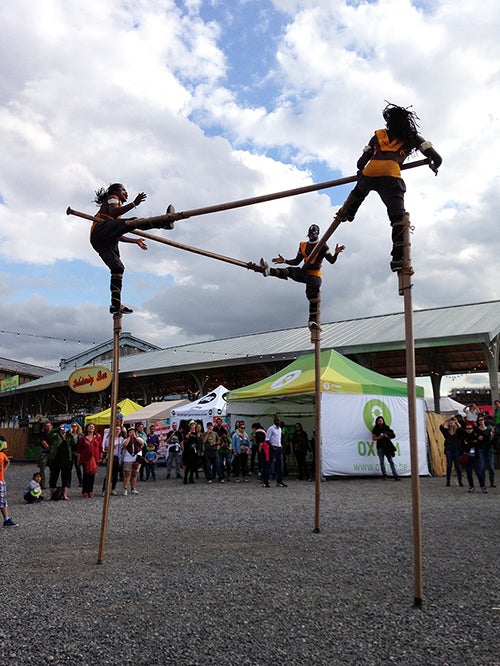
{"left": 91, "top": 183, "right": 175, "bottom": 314}
{"left": 333, "top": 103, "right": 442, "bottom": 272}
{"left": 250, "top": 225, "right": 344, "bottom": 330}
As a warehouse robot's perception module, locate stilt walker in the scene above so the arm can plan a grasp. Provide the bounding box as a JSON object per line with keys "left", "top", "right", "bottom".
{"left": 90, "top": 183, "right": 176, "bottom": 314}
{"left": 249, "top": 225, "right": 345, "bottom": 331}
{"left": 332, "top": 102, "right": 442, "bottom": 272}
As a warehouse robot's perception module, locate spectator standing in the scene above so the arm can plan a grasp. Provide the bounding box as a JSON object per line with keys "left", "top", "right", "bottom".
{"left": 291, "top": 423, "right": 311, "bottom": 480}
{"left": 145, "top": 445, "right": 158, "bottom": 481}
{"left": 462, "top": 424, "right": 488, "bottom": 493}
{"left": 38, "top": 422, "right": 54, "bottom": 489}
{"left": 231, "top": 422, "right": 251, "bottom": 482}
{"left": 68, "top": 422, "right": 83, "bottom": 488}
{"left": 147, "top": 425, "right": 160, "bottom": 452}
{"left": 102, "top": 425, "right": 124, "bottom": 495}
{"left": 266, "top": 416, "right": 287, "bottom": 487}
{"left": 0, "top": 436, "right": 17, "bottom": 527}
{"left": 476, "top": 415, "right": 495, "bottom": 488}
{"left": 77, "top": 423, "right": 102, "bottom": 498}
{"left": 136, "top": 423, "right": 148, "bottom": 482}
{"left": 371, "top": 416, "right": 400, "bottom": 481}
{"left": 48, "top": 424, "right": 72, "bottom": 500}
{"left": 166, "top": 423, "right": 183, "bottom": 479}
{"left": 203, "top": 422, "right": 219, "bottom": 483}
{"left": 213, "top": 417, "right": 227, "bottom": 439}
{"left": 217, "top": 433, "right": 232, "bottom": 482}
{"left": 464, "top": 404, "right": 480, "bottom": 427}
{"left": 440, "top": 416, "right": 464, "bottom": 487}
{"left": 121, "top": 428, "right": 143, "bottom": 495}
{"left": 251, "top": 423, "right": 267, "bottom": 478}
{"left": 182, "top": 422, "right": 201, "bottom": 485}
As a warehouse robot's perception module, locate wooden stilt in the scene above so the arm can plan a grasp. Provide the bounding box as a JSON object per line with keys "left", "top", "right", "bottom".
{"left": 397, "top": 220, "right": 423, "bottom": 607}
{"left": 97, "top": 313, "right": 122, "bottom": 564}
{"left": 311, "top": 299, "right": 322, "bottom": 534}
{"left": 131, "top": 230, "right": 254, "bottom": 270}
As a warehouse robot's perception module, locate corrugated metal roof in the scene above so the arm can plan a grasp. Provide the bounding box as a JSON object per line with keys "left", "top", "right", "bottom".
{"left": 8, "top": 301, "right": 500, "bottom": 392}
{"left": 0, "top": 357, "right": 52, "bottom": 377}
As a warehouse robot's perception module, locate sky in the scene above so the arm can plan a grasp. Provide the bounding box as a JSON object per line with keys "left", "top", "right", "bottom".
{"left": 0, "top": 0, "right": 499, "bottom": 396}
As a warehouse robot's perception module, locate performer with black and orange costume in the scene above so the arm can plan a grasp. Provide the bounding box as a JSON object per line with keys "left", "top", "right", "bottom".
{"left": 334, "top": 103, "right": 442, "bottom": 271}
{"left": 254, "top": 224, "right": 344, "bottom": 330}
{"left": 91, "top": 183, "right": 174, "bottom": 314}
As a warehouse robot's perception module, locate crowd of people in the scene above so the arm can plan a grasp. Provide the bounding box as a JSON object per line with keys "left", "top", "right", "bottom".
{"left": 27, "top": 413, "right": 317, "bottom": 503}
{"left": 439, "top": 402, "right": 498, "bottom": 493}
{"left": 1, "top": 400, "right": 497, "bottom": 528}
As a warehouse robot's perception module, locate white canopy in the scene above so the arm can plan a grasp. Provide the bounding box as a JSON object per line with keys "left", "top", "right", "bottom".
{"left": 424, "top": 396, "right": 465, "bottom": 414}
{"left": 170, "top": 385, "right": 228, "bottom": 427}
{"left": 123, "top": 399, "right": 188, "bottom": 426}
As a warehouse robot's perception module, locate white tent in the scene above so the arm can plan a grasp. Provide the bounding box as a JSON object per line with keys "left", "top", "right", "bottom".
{"left": 170, "top": 385, "right": 229, "bottom": 428}
{"left": 123, "top": 399, "right": 188, "bottom": 427}
{"left": 424, "top": 396, "right": 465, "bottom": 414}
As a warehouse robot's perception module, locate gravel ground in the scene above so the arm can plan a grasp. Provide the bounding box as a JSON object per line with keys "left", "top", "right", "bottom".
{"left": 1, "top": 463, "right": 498, "bottom": 666}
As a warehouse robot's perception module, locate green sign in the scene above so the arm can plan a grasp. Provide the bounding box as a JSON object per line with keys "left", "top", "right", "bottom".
{"left": 363, "top": 398, "right": 392, "bottom": 430}
{"left": 1, "top": 375, "right": 19, "bottom": 391}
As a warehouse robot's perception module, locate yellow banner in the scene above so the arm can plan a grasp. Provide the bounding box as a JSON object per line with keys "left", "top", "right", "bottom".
{"left": 68, "top": 366, "right": 112, "bottom": 394}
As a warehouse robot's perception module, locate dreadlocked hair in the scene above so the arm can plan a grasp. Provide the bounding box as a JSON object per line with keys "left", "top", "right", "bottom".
{"left": 382, "top": 102, "right": 421, "bottom": 153}
{"left": 94, "top": 183, "right": 122, "bottom": 206}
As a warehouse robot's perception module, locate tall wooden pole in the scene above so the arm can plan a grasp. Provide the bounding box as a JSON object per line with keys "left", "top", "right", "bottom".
{"left": 169, "top": 159, "right": 430, "bottom": 221}
{"left": 97, "top": 313, "right": 122, "bottom": 564}
{"left": 67, "top": 159, "right": 429, "bottom": 229}
{"left": 397, "top": 219, "right": 423, "bottom": 607}
{"left": 312, "top": 299, "right": 322, "bottom": 534}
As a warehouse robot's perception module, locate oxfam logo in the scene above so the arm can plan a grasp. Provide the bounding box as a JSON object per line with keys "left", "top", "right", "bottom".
{"left": 363, "top": 399, "right": 392, "bottom": 430}
{"left": 271, "top": 370, "right": 302, "bottom": 391}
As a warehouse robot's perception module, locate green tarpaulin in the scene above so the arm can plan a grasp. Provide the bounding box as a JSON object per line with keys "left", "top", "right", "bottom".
{"left": 227, "top": 349, "right": 423, "bottom": 401}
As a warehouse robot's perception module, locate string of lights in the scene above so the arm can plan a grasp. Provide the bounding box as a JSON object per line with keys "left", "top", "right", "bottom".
{"left": 0, "top": 330, "right": 95, "bottom": 346}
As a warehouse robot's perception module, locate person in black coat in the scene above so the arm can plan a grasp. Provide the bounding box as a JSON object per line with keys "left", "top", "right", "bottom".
{"left": 371, "top": 416, "right": 400, "bottom": 481}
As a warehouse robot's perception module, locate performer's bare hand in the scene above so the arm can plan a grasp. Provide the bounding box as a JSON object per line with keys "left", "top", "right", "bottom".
{"left": 272, "top": 254, "right": 285, "bottom": 264}
{"left": 335, "top": 244, "right": 345, "bottom": 254}
{"left": 137, "top": 239, "right": 148, "bottom": 251}
{"left": 134, "top": 192, "right": 147, "bottom": 206}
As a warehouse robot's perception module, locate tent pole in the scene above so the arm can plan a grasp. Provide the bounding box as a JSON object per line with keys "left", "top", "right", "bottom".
{"left": 97, "top": 313, "right": 121, "bottom": 564}
{"left": 312, "top": 300, "right": 322, "bottom": 533}
{"left": 398, "top": 222, "right": 423, "bottom": 607}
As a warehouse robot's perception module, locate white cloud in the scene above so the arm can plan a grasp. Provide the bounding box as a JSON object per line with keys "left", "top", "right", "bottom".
{"left": 0, "top": 0, "right": 498, "bottom": 398}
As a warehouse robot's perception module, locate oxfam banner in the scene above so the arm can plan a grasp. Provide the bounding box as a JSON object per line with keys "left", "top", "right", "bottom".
{"left": 320, "top": 393, "right": 428, "bottom": 477}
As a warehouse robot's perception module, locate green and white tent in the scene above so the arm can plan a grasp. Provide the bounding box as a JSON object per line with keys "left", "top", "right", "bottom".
{"left": 227, "top": 350, "right": 428, "bottom": 477}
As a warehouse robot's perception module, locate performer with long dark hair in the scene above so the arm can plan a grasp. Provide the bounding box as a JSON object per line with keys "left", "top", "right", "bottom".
{"left": 334, "top": 103, "right": 442, "bottom": 271}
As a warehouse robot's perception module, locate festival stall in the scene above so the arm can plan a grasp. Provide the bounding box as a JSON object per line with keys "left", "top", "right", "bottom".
{"left": 84, "top": 398, "right": 142, "bottom": 426}
{"left": 227, "top": 350, "right": 429, "bottom": 477}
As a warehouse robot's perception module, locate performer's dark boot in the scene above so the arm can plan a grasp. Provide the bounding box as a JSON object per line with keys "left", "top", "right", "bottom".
{"left": 127, "top": 204, "right": 177, "bottom": 231}
{"left": 109, "top": 272, "right": 133, "bottom": 314}
{"left": 269, "top": 267, "right": 289, "bottom": 280}
{"left": 308, "top": 297, "right": 322, "bottom": 331}
{"left": 334, "top": 186, "right": 367, "bottom": 222}
{"left": 390, "top": 212, "right": 410, "bottom": 272}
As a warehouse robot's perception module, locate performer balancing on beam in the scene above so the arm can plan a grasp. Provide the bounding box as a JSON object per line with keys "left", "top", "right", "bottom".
{"left": 333, "top": 102, "right": 442, "bottom": 272}
{"left": 91, "top": 183, "right": 175, "bottom": 314}
{"left": 251, "top": 225, "right": 344, "bottom": 331}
